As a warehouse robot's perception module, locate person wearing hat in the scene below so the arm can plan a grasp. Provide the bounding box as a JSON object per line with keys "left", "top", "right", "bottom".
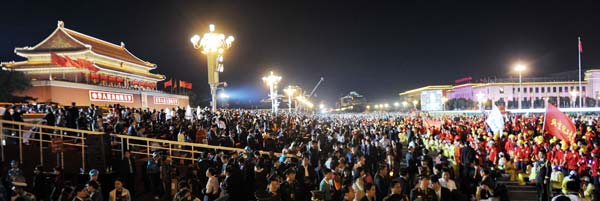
{"left": 566, "top": 145, "right": 580, "bottom": 174}
{"left": 10, "top": 180, "right": 35, "bottom": 201}
{"left": 88, "top": 169, "right": 102, "bottom": 198}
{"left": 561, "top": 171, "right": 578, "bottom": 195}
{"left": 410, "top": 176, "right": 437, "bottom": 201}
{"left": 535, "top": 149, "right": 552, "bottom": 201}
{"left": 7, "top": 160, "right": 24, "bottom": 184}
{"left": 580, "top": 176, "right": 594, "bottom": 200}
{"left": 147, "top": 151, "right": 162, "bottom": 200}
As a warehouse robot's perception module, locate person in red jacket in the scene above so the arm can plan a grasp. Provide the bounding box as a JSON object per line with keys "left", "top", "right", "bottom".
{"left": 505, "top": 136, "right": 516, "bottom": 158}
{"left": 551, "top": 144, "right": 563, "bottom": 166}
{"left": 577, "top": 149, "right": 589, "bottom": 176}
{"left": 515, "top": 142, "right": 527, "bottom": 171}
{"left": 488, "top": 141, "right": 499, "bottom": 165}
{"left": 521, "top": 142, "right": 532, "bottom": 168}
{"left": 565, "top": 145, "right": 580, "bottom": 173}
{"left": 585, "top": 127, "right": 595, "bottom": 145}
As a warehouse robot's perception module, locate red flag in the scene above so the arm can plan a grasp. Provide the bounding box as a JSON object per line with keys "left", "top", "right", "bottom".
{"left": 423, "top": 118, "right": 443, "bottom": 129}
{"left": 63, "top": 55, "right": 78, "bottom": 68}
{"left": 579, "top": 38, "right": 583, "bottom": 53}
{"left": 544, "top": 103, "right": 577, "bottom": 144}
{"left": 179, "top": 80, "right": 192, "bottom": 89}
{"left": 164, "top": 79, "right": 172, "bottom": 88}
{"left": 179, "top": 80, "right": 185, "bottom": 88}
{"left": 50, "top": 53, "right": 67, "bottom": 66}
{"left": 76, "top": 58, "right": 99, "bottom": 72}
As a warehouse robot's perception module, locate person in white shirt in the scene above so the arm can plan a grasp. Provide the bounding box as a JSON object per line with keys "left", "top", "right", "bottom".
{"left": 552, "top": 179, "right": 589, "bottom": 201}
{"left": 204, "top": 168, "right": 220, "bottom": 201}
{"left": 109, "top": 179, "right": 131, "bottom": 201}
{"left": 439, "top": 170, "right": 457, "bottom": 191}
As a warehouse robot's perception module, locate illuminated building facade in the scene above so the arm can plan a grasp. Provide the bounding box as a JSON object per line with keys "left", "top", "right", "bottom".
{"left": 399, "top": 70, "right": 600, "bottom": 110}
{"left": 1, "top": 21, "right": 188, "bottom": 109}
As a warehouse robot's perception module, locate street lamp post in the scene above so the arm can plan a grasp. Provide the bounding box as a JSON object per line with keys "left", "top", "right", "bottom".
{"left": 191, "top": 24, "right": 234, "bottom": 112}
{"left": 284, "top": 86, "right": 297, "bottom": 114}
{"left": 570, "top": 90, "right": 578, "bottom": 108}
{"left": 476, "top": 92, "right": 485, "bottom": 111}
{"left": 263, "top": 71, "right": 282, "bottom": 114}
{"left": 441, "top": 97, "right": 448, "bottom": 111}
{"left": 514, "top": 64, "right": 526, "bottom": 110}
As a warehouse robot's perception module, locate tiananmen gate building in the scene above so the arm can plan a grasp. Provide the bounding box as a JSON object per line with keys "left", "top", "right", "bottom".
{"left": 1, "top": 21, "right": 188, "bottom": 109}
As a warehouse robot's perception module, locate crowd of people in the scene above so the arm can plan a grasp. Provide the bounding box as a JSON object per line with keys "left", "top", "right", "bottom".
{"left": 1, "top": 102, "right": 600, "bottom": 201}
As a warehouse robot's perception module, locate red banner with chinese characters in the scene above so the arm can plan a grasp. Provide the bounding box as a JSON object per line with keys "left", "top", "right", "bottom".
{"left": 154, "top": 96, "right": 179, "bottom": 105}
{"left": 544, "top": 103, "right": 576, "bottom": 144}
{"left": 89, "top": 90, "right": 134, "bottom": 103}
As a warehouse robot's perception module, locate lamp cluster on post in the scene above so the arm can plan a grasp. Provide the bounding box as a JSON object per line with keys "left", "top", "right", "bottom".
{"left": 263, "top": 71, "right": 282, "bottom": 114}
{"left": 296, "top": 95, "right": 314, "bottom": 111}
{"left": 570, "top": 90, "right": 579, "bottom": 108}
{"left": 190, "top": 24, "right": 234, "bottom": 112}
{"left": 476, "top": 91, "right": 485, "bottom": 110}
{"left": 514, "top": 63, "right": 526, "bottom": 110}
{"left": 284, "top": 85, "right": 298, "bottom": 113}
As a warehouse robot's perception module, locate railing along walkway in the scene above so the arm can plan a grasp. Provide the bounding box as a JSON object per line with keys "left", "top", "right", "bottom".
{"left": 0, "top": 119, "right": 292, "bottom": 171}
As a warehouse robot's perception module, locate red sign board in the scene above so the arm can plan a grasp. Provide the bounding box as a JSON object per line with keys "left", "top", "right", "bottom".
{"left": 154, "top": 96, "right": 179, "bottom": 105}
{"left": 51, "top": 138, "right": 64, "bottom": 153}
{"left": 89, "top": 90, "right": 134, "bottom": 103}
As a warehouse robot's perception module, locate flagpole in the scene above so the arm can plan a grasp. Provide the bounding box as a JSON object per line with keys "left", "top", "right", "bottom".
{"left": 542, "top": 102, "right": 549, "bottom": 133}
{"left": 578, "top": 36, "right": 583, "bottom": 108}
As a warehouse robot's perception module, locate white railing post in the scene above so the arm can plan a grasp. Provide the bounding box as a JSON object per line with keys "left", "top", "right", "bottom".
{"left": 81, "top": 134, "right": 86, "bottom": 171}
{"left": 18, "top": 125, "right": 22, "bottom": 164}
{"left": 39, "top": 128, "right": 43, "bottom": 166}
{"left": 60, "top": 129, "right": 64, "bottom": 169}
{"left": 120, "top": 137, "right": 125, "bottom": 159}
{"left": 0, "top": 121, "right": 4, "bottom": 162}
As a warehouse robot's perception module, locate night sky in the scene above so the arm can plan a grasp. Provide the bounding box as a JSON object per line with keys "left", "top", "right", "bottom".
{"left": 2, "top": 1, "right": 600, "bottom": 106}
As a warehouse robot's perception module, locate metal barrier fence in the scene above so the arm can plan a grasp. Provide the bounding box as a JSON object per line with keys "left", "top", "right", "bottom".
{"left": 110, "top": 134, "right": 294, "bottom": 164}
{"left": 0, "top": 119, "right": 104, "bottom": 170}
{"left": 0, "top": 119, "right": 292, "bottom": 171}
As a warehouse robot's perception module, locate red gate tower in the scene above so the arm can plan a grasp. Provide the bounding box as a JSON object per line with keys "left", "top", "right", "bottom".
{"left": 1, "top": 21, "right": 188, "bottom": 109}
